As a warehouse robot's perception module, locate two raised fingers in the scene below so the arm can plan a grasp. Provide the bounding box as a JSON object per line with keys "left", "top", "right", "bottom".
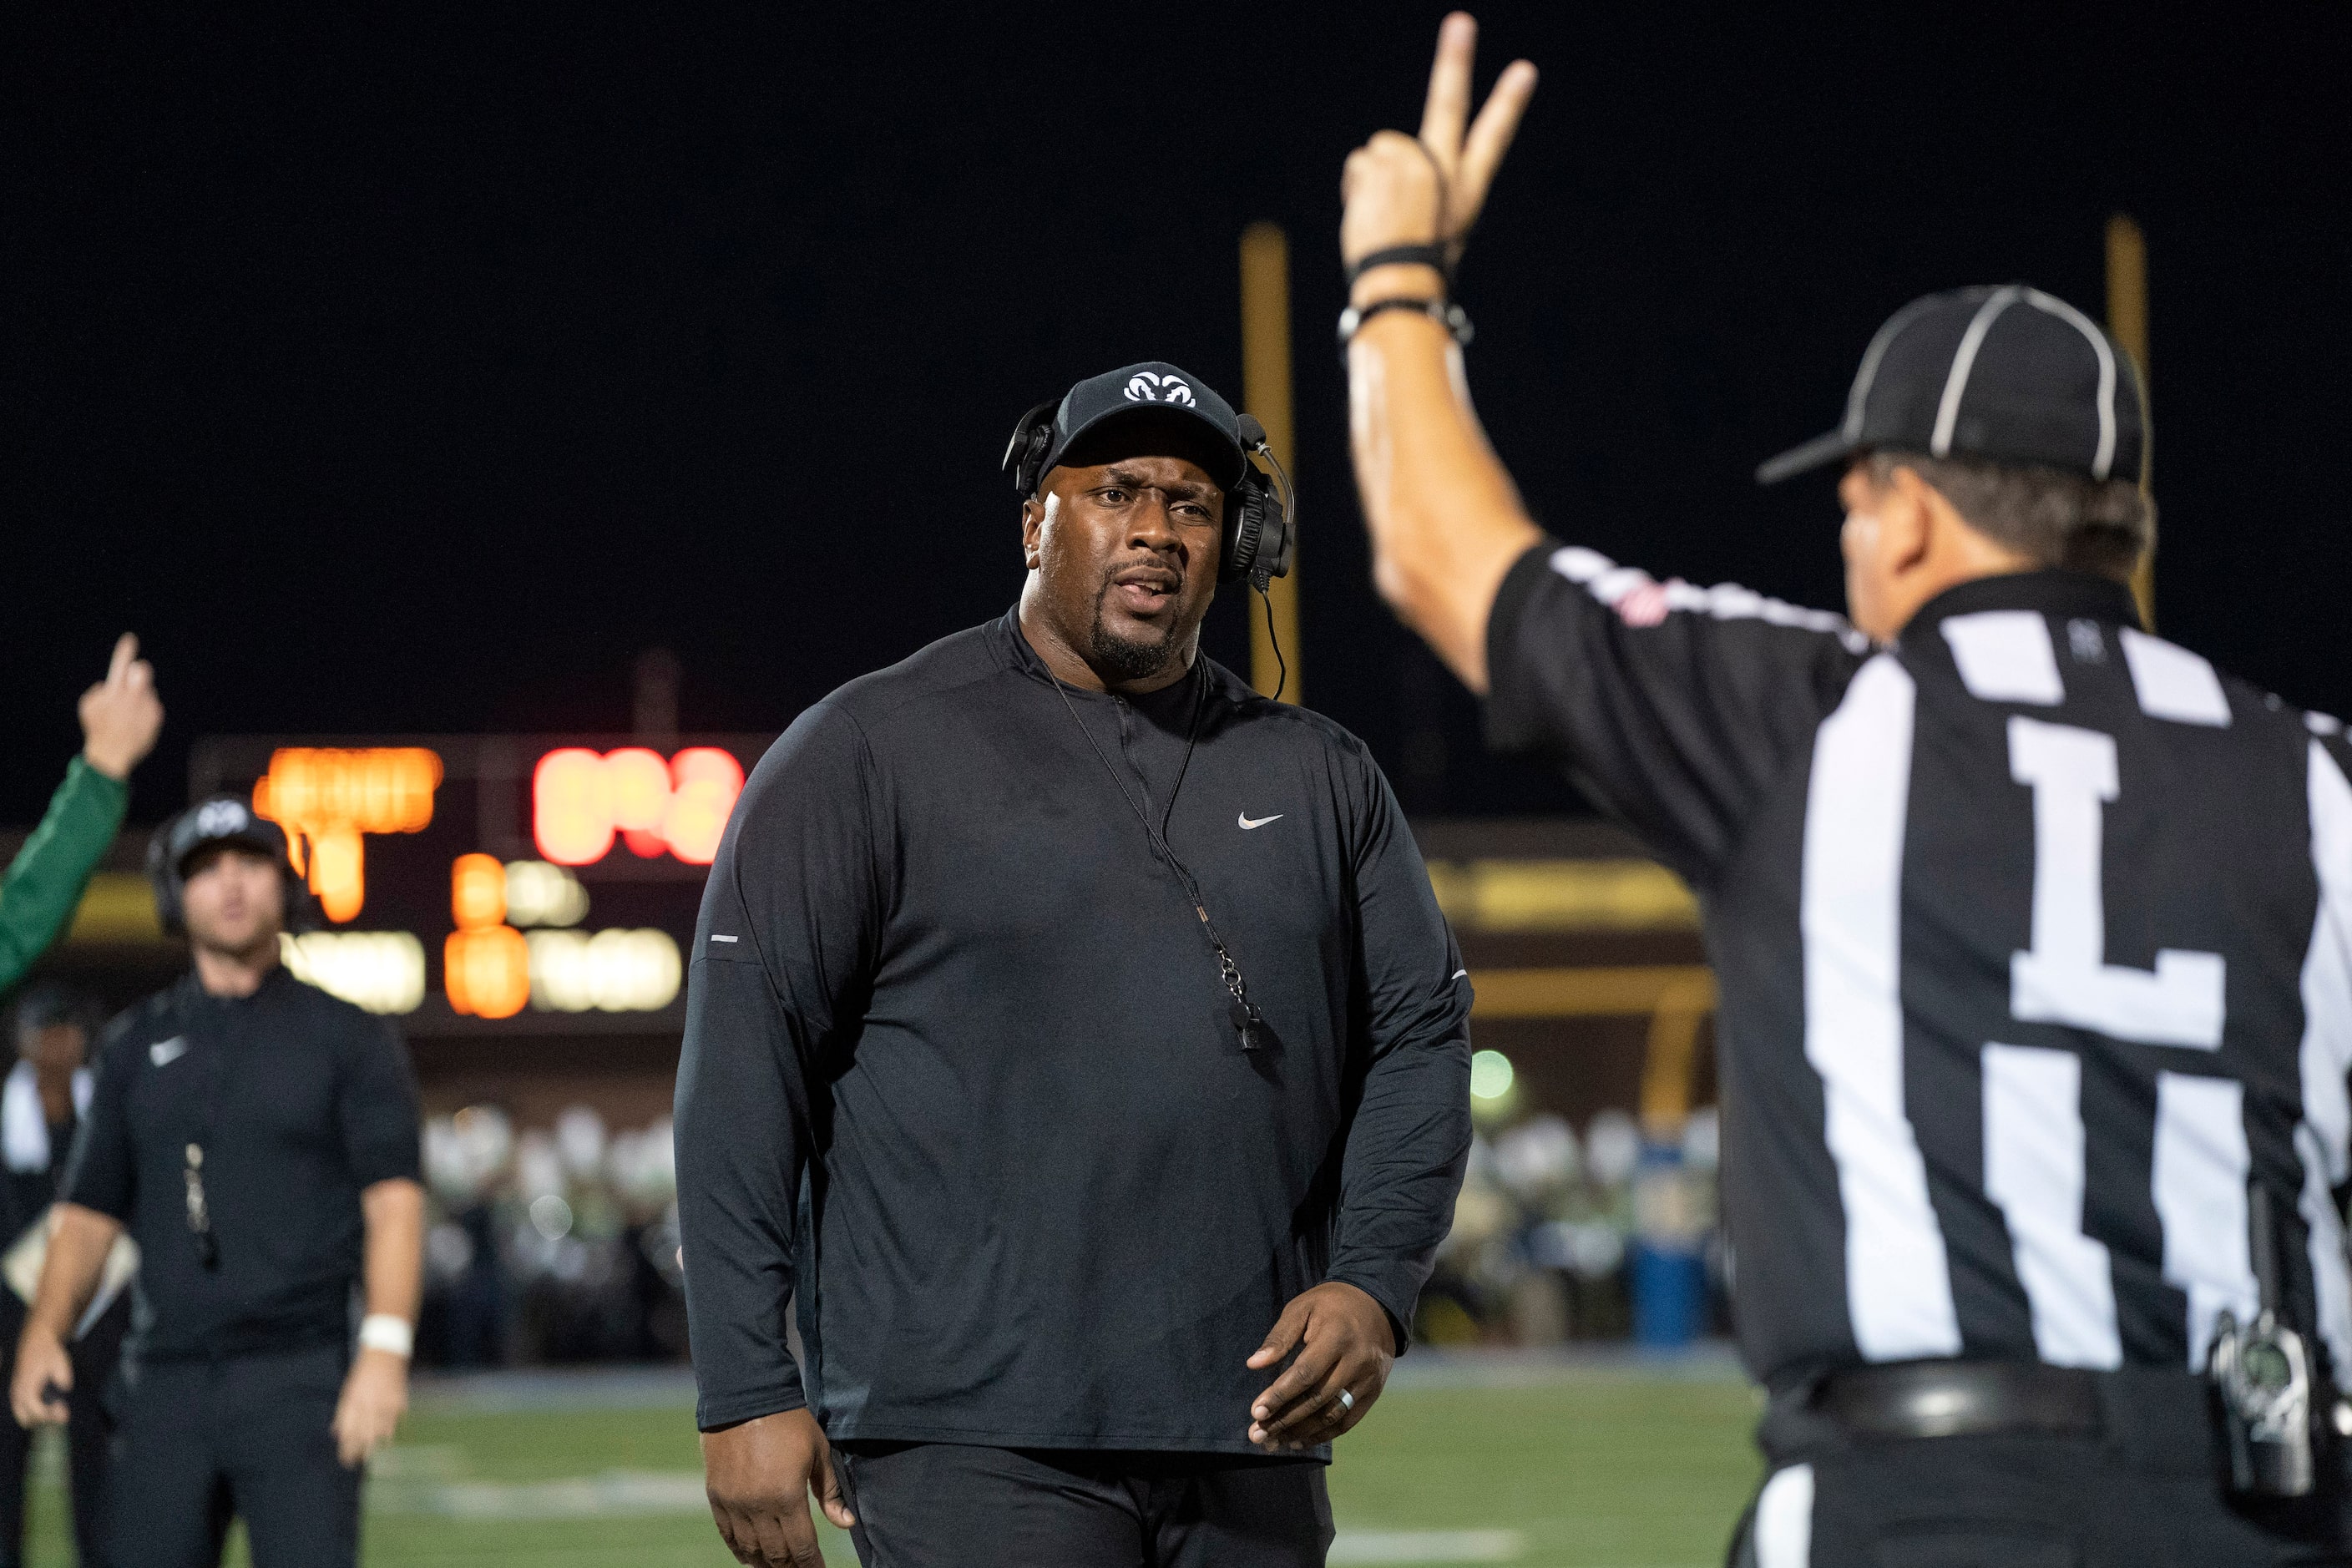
{"left": 1414, "top": 12, "right": 1538, "bottom": 254}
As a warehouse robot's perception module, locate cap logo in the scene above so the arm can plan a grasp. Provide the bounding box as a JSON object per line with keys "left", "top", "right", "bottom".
{"left": 195, "top": 800, "right": 249, "bottom": 836}
{"left": 1123, "top": 372, "right": 1195, "bottom": 407}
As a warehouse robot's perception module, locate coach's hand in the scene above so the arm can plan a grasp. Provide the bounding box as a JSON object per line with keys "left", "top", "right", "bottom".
{"left": 1247, "top": 1281, "right": 1397, "bottom": 1451}
{"left": 1341, "top": 12, "right": 1535, "bottom": 286}
{"left": 8, "top": 1327, "right": 73, "bottom": 1430}
{"left": 702, "top": 1407, "right": 854, "bottom": 1567}
{"left": 333, "top": 1347, "right": 410, "bottom": 1467}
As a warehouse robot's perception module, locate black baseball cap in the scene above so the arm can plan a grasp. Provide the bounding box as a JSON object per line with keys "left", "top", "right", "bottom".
{"left": 1758, "top": 284, "right": 2146, "bottom": 486}
{"left": 1032, "top": 362, "right": 1250, "bottom": 491}
{"left": 164, "top": 794, "right": 291, "bottom": 878}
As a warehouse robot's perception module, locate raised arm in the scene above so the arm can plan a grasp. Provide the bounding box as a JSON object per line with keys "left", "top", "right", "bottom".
{"left": 0, "top": 635, "right": 163, "bottom": 987}
{"left": 1342, "top": 14, "right": 1539, "bottom": 692}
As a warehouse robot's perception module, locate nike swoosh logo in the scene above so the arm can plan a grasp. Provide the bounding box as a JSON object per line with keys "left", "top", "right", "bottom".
{"left": 1238, "top": 812, "right": 1284, "bottom": 830}
{"left": 149, "top": 1036, "right": 189, "bottom": 1068}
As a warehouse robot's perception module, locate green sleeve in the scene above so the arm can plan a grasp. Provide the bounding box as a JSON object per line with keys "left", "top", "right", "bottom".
{"left": 0, "top": 756, "right": 130, "bottom": 990}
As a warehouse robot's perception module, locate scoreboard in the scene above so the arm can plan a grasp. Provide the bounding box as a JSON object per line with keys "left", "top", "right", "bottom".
{"left": 190, "top": 733, "right": 773, "bottom": 1037}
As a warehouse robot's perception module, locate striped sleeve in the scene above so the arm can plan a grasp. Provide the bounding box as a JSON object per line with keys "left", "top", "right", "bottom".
{"left": 1483, "top": 539, "right": 1869, "bottom": 887}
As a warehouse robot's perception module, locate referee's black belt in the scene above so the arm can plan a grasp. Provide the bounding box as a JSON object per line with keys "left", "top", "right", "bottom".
{"left": 1780, "top": 1358, "right": 2221, "bottom": 1476}
{"left": 1817, "top": 1358, "right": 2106, "bottom": 1439}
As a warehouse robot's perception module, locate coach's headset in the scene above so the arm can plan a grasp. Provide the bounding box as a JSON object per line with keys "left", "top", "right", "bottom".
{"left": 1000, "top": 402, "right": 1297, "bottom": 593}
{"left": 146, "top": 795, "right": 319, "bottom": 937}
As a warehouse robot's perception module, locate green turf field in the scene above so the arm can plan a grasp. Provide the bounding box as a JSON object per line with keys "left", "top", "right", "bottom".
{"left": 13, "top": 1357, "right": 1763, "bottom": 1566}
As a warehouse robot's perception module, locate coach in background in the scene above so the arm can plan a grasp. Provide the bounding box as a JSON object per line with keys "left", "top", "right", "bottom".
{"left": 0, "top": 986, "right": 130, "bottom": 1568}
{"left": 1339, "top": 15, "right": 2352, "bottom": 1566}
{"left": 10, "top": 798, "right": 423, "bottom": 1568}
{"left": 0, "top": 635, "right": 164, "bottom": 990}
{"left": 678, "top": 362, "right": 1471, "bottom": 1568}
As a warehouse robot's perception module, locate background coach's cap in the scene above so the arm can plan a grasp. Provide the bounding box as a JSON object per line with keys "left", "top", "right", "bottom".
{"left": 1757, "top": 284, "right": 2147, "bottom": 486}
{"left": 1039, "top": 362, "right": 1249, "bottom": 490}
{"left": 166, "top": 794, "right": 291, "bottom": 876}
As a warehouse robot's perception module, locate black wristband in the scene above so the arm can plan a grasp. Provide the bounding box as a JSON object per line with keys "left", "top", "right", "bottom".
{"left": 1343, "top": 245, "right": 1450, "bottom": 288}
{"left": 1337, "top": 296, "right": 1474, "bottom": 360}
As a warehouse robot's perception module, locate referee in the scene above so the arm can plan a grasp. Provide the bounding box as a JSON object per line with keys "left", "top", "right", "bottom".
{"left": 1336, "top": 15, "right": 2351, "bottom": 1565}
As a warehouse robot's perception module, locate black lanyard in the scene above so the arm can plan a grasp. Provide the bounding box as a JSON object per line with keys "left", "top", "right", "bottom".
{"left": 180, "top": 994, "right": 237, "bottom": 1272}
{"left": 1047, "top": 662, "right": 1267, "bottom": 1051}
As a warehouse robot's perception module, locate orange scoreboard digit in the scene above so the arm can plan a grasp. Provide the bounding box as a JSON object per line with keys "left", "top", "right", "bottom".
{"left": 190, "top": 731, "right": 770, "bottom": 1034}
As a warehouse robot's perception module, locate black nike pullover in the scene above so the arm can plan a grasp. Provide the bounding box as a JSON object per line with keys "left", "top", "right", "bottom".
{"left": 675, "top": 605, "right": 1472, "bottom": 1452}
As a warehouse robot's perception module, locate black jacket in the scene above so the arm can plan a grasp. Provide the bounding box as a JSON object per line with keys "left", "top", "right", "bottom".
{"left": 63, "top": 968, "right": 421, "bottom": 1361}
{"left": 675, "top": 608, "right": 1472, "bottom": 1449}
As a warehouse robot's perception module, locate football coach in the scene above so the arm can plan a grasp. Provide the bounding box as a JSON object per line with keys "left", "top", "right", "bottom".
{"left": 1338, "top": 14, "right": 2352, "bottom": 1568}
{"left": 12, "top": 797, "right": 423, "bottom": 1567}
{"left": 675, "top": 361, "right": 1473, "bottom": 1568}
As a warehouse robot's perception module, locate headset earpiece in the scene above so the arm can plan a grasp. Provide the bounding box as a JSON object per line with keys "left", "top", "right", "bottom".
{"left": 1002, "top": 400, "right": 1060, "bottom": 499}
{"left": 147, "top": 798, "right": 319, "bottom": 941}
{"left": 1221, "top": 418, "right": 1295, "bottom": 589}
{"left": 145, "top": 822, "right": 185, "bottom": 938}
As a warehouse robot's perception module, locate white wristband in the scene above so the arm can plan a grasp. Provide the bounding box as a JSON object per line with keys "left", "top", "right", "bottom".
{"left": 358, "top": 1314, "right": 414, "bottom": 1359}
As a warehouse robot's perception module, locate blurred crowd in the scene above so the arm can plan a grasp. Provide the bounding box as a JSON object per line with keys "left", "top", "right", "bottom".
{"left": 412, "top": 1097, "right": 1723, "bottom": 1368}
{"left": 416, "top": 1104, "right": 686, "bottom": 1368}
{"left": 1419, "top": 1105, "right": 1728, "bottom": 1347}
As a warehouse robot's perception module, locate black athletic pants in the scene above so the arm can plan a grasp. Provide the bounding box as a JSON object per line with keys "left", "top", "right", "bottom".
{"left": 0, "top": 1292, "right": 128, "bottom": 1568}
{"left": 833, "top": 1443, "right": 1334, "bottom": 1568}
{"left": 1728, "top": 1378, "right": 2350, "bottom": 1567}
{"left": 104, "top": 1342, "right": 362, "bottom": 1568}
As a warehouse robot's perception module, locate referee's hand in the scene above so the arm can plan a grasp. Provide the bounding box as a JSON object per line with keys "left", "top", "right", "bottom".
{"left": 1246, "top": 1282, "right": 1397, "bottom": 1451}
{"left": 701, "top": 1408, "right": 853, "bottom": 1567}
{"left": 1340, "top": 13, "right": 1536, "bottom": 282}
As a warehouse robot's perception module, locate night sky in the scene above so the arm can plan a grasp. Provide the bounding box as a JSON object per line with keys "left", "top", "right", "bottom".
{"left": 6, "top": 3, "right": 2345, "bottom": 825}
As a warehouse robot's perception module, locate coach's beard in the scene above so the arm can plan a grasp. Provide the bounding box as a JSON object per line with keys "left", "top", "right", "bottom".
{"left": 1088, "top": 587, "right": 1185, "bottom": 684}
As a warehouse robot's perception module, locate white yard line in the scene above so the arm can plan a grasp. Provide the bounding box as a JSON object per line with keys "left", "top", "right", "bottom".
{"left": 1328, "top": 1529, "right": 1524, "bottom": 1562}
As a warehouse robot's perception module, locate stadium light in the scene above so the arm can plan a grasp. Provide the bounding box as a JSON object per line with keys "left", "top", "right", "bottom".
{"left": 1469, "top": 1049, "right": 1516, "bottom": 1100}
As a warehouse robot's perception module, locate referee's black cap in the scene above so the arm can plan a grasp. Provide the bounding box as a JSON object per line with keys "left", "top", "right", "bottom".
{"left": 1758, "top": 285, "right": 2147, "bottom": 487}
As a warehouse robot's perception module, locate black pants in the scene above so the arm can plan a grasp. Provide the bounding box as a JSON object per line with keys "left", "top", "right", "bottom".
{"left": 833, "top": 1443, "right": 1334, "bottom": 1568}
{"left": 1730, "top": 1383, "right": 2350, "bottom": 1568}
{"left": 104, "top": 1342, "right": 362, "bottom": 1568}
{"left": 0, "top": 1291, "right": 128, "bottom": 1568}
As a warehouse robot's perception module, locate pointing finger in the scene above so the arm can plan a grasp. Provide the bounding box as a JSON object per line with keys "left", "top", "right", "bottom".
{"left": 1418, "top": 12, "right": 1479, "bottom": 161}
{"left": 106, "top": 633, "right": 138, "bottom": 687}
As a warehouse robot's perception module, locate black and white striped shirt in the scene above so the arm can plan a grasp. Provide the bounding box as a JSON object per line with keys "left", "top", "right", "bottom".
{"left": 1487, "top": 546, "right": 2352, "bottom": 1392}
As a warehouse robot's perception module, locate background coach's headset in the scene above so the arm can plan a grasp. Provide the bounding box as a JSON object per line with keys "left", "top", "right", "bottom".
{"left": 146, "top": 795, "right": 319, "bottom": 937}
{"left": 1000, "top": 402, "right": 1297, "bottom": 593}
